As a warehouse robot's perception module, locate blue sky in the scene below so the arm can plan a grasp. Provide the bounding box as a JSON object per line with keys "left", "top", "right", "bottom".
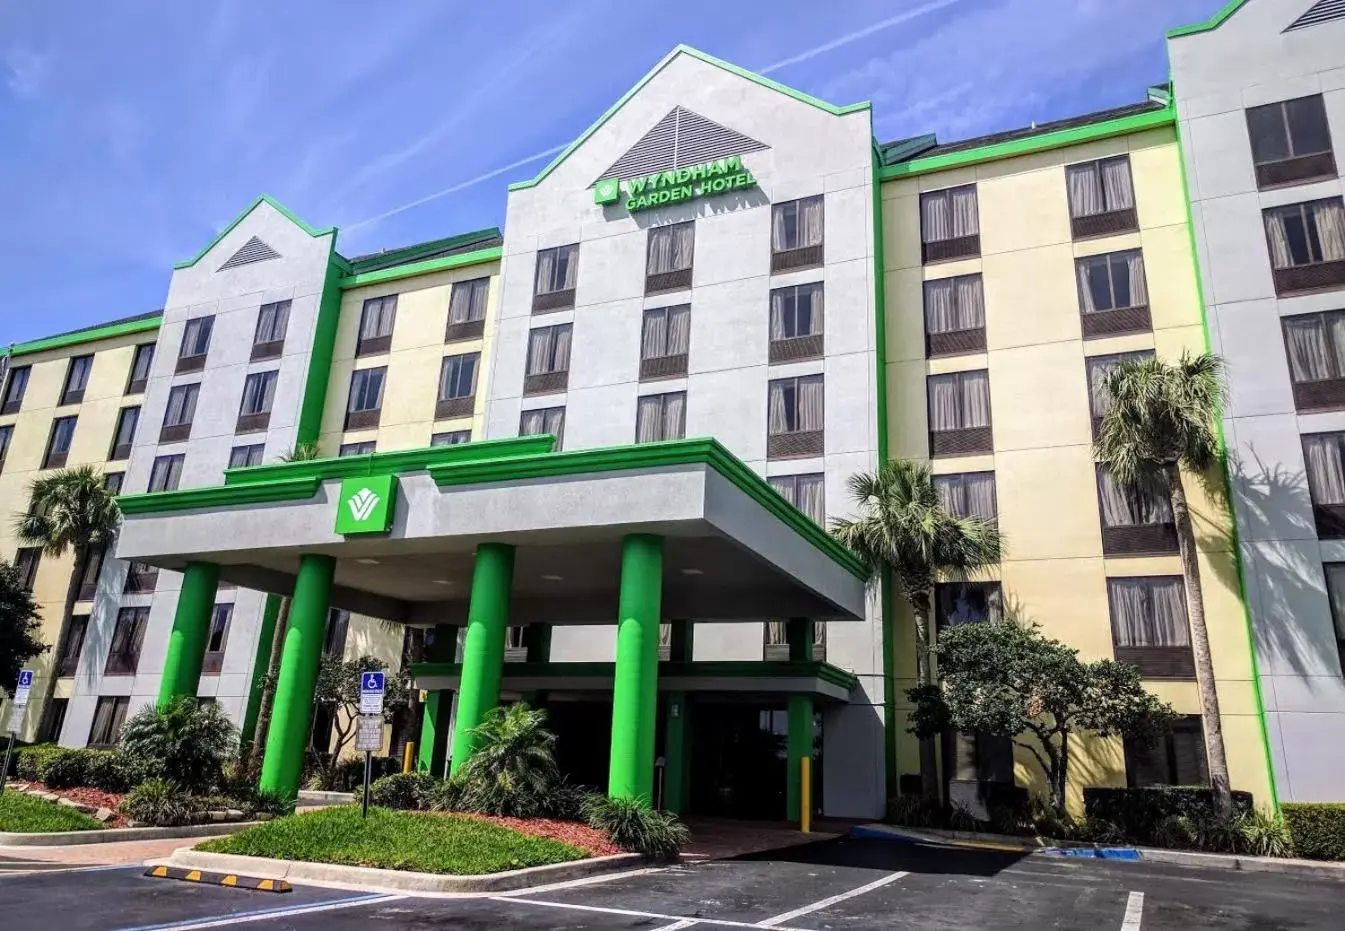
{"left": 0, "top": 0, "right": 1219, "bottom": 344}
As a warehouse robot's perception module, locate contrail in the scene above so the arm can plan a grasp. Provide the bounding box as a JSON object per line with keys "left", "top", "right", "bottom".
{"left": 759, "top": 0, "right": 964, "bottom": 74}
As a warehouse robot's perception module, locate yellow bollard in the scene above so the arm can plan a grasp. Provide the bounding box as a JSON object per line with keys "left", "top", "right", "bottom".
{"left": 800, "top": 757, "right": 812, "bottom": 834}
{"left": 403, "top": 741, "right": 416, "bottom": 774}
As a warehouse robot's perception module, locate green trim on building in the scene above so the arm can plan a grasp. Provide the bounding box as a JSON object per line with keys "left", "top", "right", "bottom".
{"left": 10, "top": 314, "right": 162, "bottom": 359}
{"left": 608, "top": 534, "right": 663, "bottom": 802}
{"left": 411, "top": 659, "right": 861, "bottom": 693}
{"left": 508, "top": 44, "right": 868, "bottom": 192}
{"left": 296, "top": 245, "right": 349, "bottom": 445}
{"left": 878, "top": 104, "right": 1175, "bottom": 180}
{"left": 157, "top": 561, "right": 220, "bottom": 707}
{"left": 118, "top": 476, "right": 325, "bottom": 515}
{"left": 173, "top": 194, "right": 336, "bottom": 270}
{"left": 1167, "top": 0, "right": 1251, "bottom": 38}
{"left": 342, "top": 227, "right": 501, "bottom": 275}
{"left": 240, "top": 593, "right": 283, "bottom": 745}
{"left": 449, "top": 543, "right": 515, "bottom": 777}
{"left": 786, "top": 693, "right": 814, "bottom": 822}
{"left": 337, "top": 246, "right": 503, "bottom": 290}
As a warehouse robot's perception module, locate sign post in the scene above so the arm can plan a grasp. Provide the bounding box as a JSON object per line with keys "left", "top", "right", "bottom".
{"left": 357, "top": 672, "right": 386, "bottom": 818}
{"left": 1, "top": 670, "right": 34, "bottom": 795}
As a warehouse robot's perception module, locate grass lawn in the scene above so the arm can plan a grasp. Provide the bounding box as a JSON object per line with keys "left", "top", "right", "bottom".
{"left": 198, "top": 805, "right": 588, "bottom": 874}
{"left": 0, "top": 792, "right": 105, "bottom": 833}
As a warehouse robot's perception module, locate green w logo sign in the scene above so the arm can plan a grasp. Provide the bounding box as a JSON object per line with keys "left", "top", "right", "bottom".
{"left": 335, "top": 475, "right": 396, "bottom": 535}
{"left": 347, "top": 487, "right": 380, "bottom": 521}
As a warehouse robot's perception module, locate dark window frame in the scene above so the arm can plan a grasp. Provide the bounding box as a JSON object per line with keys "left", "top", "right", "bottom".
{"left": 126, "top": 343, "right": 154, "bottom": 395}
{"left": 933, "top": 471, "right": 998, "bottom": 523}
{"left": 202, "top": 603, "right": 233, "bottom": 675}
{"left": 927, "top": 369, "right": 993, "bottom": 456}
{"left": 1095, "top": 464, "right": 1179, "bottom": 556}
{"left": 770, "top": 195, "right": 825, "bottom": 272}
{"left": 344, "top": 366, "right": 387, "bottom": 430}
{"left": 147, "top": 453, "right": 184, "bottom": 492}
{"left": 1125, "top": 715, "right": 1209, "bottom": 787}
{"left": 634, "top": 390, "right": 687, "bottom": 444}
{"left": 338, "top": 441, "right": 376, "bottom": 457}
{"left": 88, "top": 696, "right": 130, "bottom": 748}
{"left": 445, "top": 277, "right": 490, "bottom": 341}
{"left": 357, "top": 295, "right": 398, "bottom": 356}
{"left": 1076, "top": 249, "right": 1152, "bottom": 338}
{"left": 160, "top": 382, "right": 199, "bottom": 442}
{"left": 55, "top": 614, "right": 89, "bottom": 677}
{"left": 645, "top": 220, "right": 696, "bottom": 293}
{"left": 251, "top": 300, "right": 291, "bottom": 361}
{"left": 920, "top": 185, "right": 981, "bottom": 263}
{"left": 177, "top": 316, "right": 214, "bottom": 373}
{"left": 1246, "top": 95, "right": 1337, "bottom": 190}
{"left": 924, "top": 274, "right": 986, "bottom": 357}
{"left": 1107, "top": 576, "right": 1195, "bottom": 679}
{"left": 60, "top": 354, "right": 94, "bottom": 406}
{"left": 767, "top": 472, "right": 826, "bottom": 525}
{"left": 640, "top": 305, "right": 690, "bottom": 380}
{"left": 519, "top": 406, "right": 565, "bottom": 450}
{"left": 1, "top": 364, "right": 31, "bottom": 414}
{"left": 533, "top": 244, "right": 579, "bottom": 312}
{"left": 1282, "top": 310, "right": 1345, "bottom": 412}
{"left": 14, "top": 547, "right": 41, "bottom": 590}
{"left": 228, "top": 444, "right": 265, "bottom": 469}
{"left": 1065, "top": 155, "right": 1139, "bottom": 238}
{"left": 236, "top": 369, "right": 278, "bottom": 433}
{"left": 1263, "top": 197, "right": 1345, "bottom": 296}
{"left": 436, "top": 352, "right": 479, "bottom": 419}
{"left": 0, "top": 423, "right": 12, "bottom": 473}
{"left": 43, "top": 415, "right": 77, "bottom": 469}
{"left": 109, "top": 405, "right": 139, "bottom": 460}
{"left": 104, "top": 606, "right": 149, "bottom": 676}
{"left": 430, "top": 430, "right": 471, "bottom": 447}
{"left": 767, "top": 374, "right": 824, "bottom": 459}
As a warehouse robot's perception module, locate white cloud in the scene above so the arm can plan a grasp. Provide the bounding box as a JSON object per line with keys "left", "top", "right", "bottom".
{"left": 4, "top": 46, "right": 50, "bottom": 99}
{"left": 759, "top": 0, "right": 966, "bottom": 75}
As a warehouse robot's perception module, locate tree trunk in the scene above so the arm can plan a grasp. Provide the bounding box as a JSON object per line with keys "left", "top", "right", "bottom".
{"left": 35, "top": 545, "right": 88, "bottom": 739}
{"left": 248, "top": 596, "right": 292, "bottom": 770}
{"left": 909, "top": 587, "right": 940, "bottom": 803}
{"left": 1055, "top": 728, "right": 1070, "bottom": 816}
{"left": 1166, "top": 463, "right": 1233, "bottom": 817}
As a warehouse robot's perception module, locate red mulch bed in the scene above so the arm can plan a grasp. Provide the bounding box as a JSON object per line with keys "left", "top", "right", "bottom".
{"left": 451, "top": 812, "right": 622, "bottom": 857}
{"left": 26, "top": 783, "right": 129, "bottom": 828}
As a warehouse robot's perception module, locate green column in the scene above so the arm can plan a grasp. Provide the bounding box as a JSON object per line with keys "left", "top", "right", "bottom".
{"left": 663, "top": 693, "right": 689, "bottom": 813}
{"left": 240, "top": 594, "right": 283, "bottom": 745}
{"left": 417, "top": 623, "right": 457, "bottom": 776}
{"left": 786, "top": 693, "right": 815, "bottom": 822}
{"left": 787, "top": 618, "right": 815, "bottom": 662}
{"left": 608, "top": 534, "right": 663, "bottom": 803}
{"left": 449, "top": 543, "right": 515, "bottom": 776}
{"left": 157, "top": 561, "right": 220, "bottom": 707}
{"left": 259, "top": 554, "right": 336, "bottom": 799}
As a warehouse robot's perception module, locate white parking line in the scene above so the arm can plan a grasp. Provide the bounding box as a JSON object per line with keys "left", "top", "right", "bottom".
{"left": 114, "top": 893, "right": 406, "bottom": 931}
{"left": 652, "top": 921, "right": 700, "bottom": 930}
{"left": 755, "top": 871, "right": 909, "bottom": 927}
{"left": 494, "top": 896, "right": 819, "bottom": 931}
{"left": 1121, "top": 891, "right": 1144, "bottom": 930}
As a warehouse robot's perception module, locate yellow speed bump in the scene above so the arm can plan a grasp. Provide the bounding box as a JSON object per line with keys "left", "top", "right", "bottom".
{"left": 143, "top": 866, "right": 292, "bottom": 893}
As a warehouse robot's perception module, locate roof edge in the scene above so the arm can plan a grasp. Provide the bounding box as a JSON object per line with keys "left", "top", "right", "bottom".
{"left": 173, "top": 194, "right": 337, "bottom": 270}
{"left": 1167, "top": 0, "right": 1252, "bottom": 38}
{"left": 337, "top": 245, "right": 503, "bottom": 290}
{"left": 341, "top": 226, "right": 503, "bottom": 274}
{"left": 9, "top": 313, "right": 162, "bottom": 359}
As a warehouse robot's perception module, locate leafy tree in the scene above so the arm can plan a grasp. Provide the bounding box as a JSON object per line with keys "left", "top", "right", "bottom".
{"left": 1094, "top": 352, "right": 1233, "bottom": 815}
{"left": 455, "top": 703, "right": 560, "bottom": 817}
{"left": 310, "top": 653, "right": 408, "bottom": 769}
{"left": 0, "top": 560, "right": 45, "bottom": 694}
{"left": 13, "top": 465, "right": 120, "bottom": 713}
{"left": 119, "top": 696, "right": 239, "bottom": 793}
{"left": 831, "top": 458, "right": 1003, "bottom": 801}
{"left": 908, "top": 619, "right": 1175, "bottom": 815}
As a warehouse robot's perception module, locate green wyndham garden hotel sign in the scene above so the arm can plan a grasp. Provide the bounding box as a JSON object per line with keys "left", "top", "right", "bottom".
{"left": 594, "top": 154, "right": 757, "bottom": 212}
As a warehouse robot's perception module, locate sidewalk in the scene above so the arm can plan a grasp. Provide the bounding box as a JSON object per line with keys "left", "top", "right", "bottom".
{"left": 0, "top": 835, "right": 213, "bottom": 866}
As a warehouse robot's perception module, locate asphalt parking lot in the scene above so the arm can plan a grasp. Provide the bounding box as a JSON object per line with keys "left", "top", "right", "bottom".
{"left": 2, "top": 836, "right": 1344, "bottom": 929}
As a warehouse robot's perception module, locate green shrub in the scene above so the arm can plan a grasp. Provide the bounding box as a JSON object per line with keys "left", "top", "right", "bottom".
{"left": 454, "top": 704, "right": 560, "bottom": 818}
{"left": 1236, "top": 808, "right": 1293, "bottom": 858}
{"left": 1082, "top": 787, "right": 1254, "bottom": 846}
{"left": 82, "top": 750, "right": 139, "bottom": 792}
{"left": 885, "top": 794, "right": 943, "bottom": 829}
{"left": 40, "top": 749, "right": 92, "bottom": 789}
{"left": 947, "top": 803, "right": 979, "bottom": 831}
{"left": 582, "top": 795, "right": 689, "bottom": 859}
{"left": 369, "top": 772, "right": 438, "bottom": 811}
{"left": 119, "top": 697, "right": 237, "bottom": 794}
{"left": 120, "top": 778, "right": 193, "bottom": 827}
{"left": 1154, "top": 813, "right": 1198, "bottom": 849}
{"left": 11, "top": 744, "right": 60, "bottom": 781}
{"left": 1283, "top": 803, "right": 1345, "bottom": 861}
{"left": 425, "top": 777, "right": 466, "bottom": 813}
{"left": 546, "top": 779, "right": 592, "bottom": 822}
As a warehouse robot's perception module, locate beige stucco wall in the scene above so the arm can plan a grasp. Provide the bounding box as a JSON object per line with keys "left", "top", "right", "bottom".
{"left": 881, "top": 125, "right": 1273, "bottom": 811}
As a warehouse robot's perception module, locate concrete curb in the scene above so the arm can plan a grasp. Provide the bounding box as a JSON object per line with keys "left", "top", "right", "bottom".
{"left": 0, "top": 820, "right": 261, "bottom": 847}
{"left": 850, "top": 823, "right": 1345, "bottom": 879}
{"left": 296, "top": 790, "right": 355, "bottom": 807}
{"left": 163, "top": 847, "right": 649, "bottom": 894}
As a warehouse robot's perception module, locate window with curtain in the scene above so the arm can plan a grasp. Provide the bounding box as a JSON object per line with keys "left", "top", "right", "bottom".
{"left": 448, "top": 277, "right": 490, "bottom": 324}
{"left": 920, "top": 185, "right": 980, "bottom": 244}
{"left": 535, "top": 244, "right": 579, "bottom": 295}
{"left": 359, "top": 295, "right": 397, "bottom": 340}
{"left": 767, "top": 375, "right": 824, "bottom": 435}
{"left": 642, "top": 305, "right": 691, "bottom": 360}
{"left": 128, "top": 343, "right": 154, "bottom": 392}
{"left": 229, "top": 444, "right": 264, "bottom": 468}
{"left": 1304, "top": 432, "right": 1345, "bottom": 506}
{"left": 148, "top": 454, "right": 184, "bottom": 492}
{"left": 179, "top": 316, "right": 213, "bottom": 359}
{"left": 771, "top": 196, "right": 824, "bottom": 252}
{"left": 77, "top": 549, "right": 104, "bottom": 599}
{"left": 936, "top": 582, "right": 1003, "bottom": 628}
{"left": 2, "top": 364, "right": 29, "bottom": 413}
{"left": 0, "top": 424, "right": 12, "bottom": 472}
{"left": 61, "top": 355, "right": 93, "bottom": 404}
{"left": 56, "top": 615, "right": 88, "bottom": 676}
{"left": 770, "top": 284, "right": 824, "bottom": 339}
{"left": 526, "top": 325, "right": 572, "bottom": 375}
{"left": 1097, "top": 466, "right": 1173, "bottom": 528}
{"left": 927, "top": 370, "right": 991, "bottom": 432}
{"left": 1284, "top": 310, "right": 1345, "bottom": 386}
{"left": 104, "top": 471, "right": 124, "bottom": 494}
{"left": 110, "top": 406, "right": 139, "bottom": 459}
{"left": 431, "top": 430, "right": 471, "bottom": 446}
{"left": 1324, "top": 563, "right": 1345, "bottom": 673}
{"left": 1066, "top": 156, "right": 1135, "bottom": 218}
{"left": 647, "top": 221, "right": 695, "bottom": 275}
{"left": 163, "top": 383, "right": 199, "bottom": 427}
{"left": 1076, "top": 251, "right": 1148, "bottom": 313}
{"left": 520, "top": 406, "right": 566, "bottom": 450}
{"left": 105, "top": 606, "right": 149, "bottom": 675}
{"left": 1108, "top": 577, "right": 1190, "bottom": 647}
{"left": 14, "top": 548, "right": 40, "bottom": 590}
{"left": 924, "top": 275, "right": 985, "bottom": 335}
{"left": 88, "top": 697, "right": 130, "bottom": 748}
{"left": 339, "top": 441, "right": 376, "bottom": 457}
{"left": 203, "top": 604, "right": 232, "bottom": 672}
{"left": 1247, "top": 96, "right": 1334, "bottom": 167}
{"left": 239, "top": 371, "right": 278, "bottom": 415}
{"left": 636, "top": 392, "right": 686, "bottom": 443}
{"left": 768, "top": 473, "right": 826, "bottom": 524}
{"left": 323, "top": 609, "right": 350, "bottom": 657}
{"left": 1264, "top": 198, "right": 1345, "bottom": 269}
{"left": 933, "top": 472, "right": 997, "bottom": 522}
{"left": 1126, "top": 715, "right": 1208, "bottom": 787}
{"left": 347, "top": 367, "right": 386, "bottom": 413}
{"left": 44, "top": 415, "right": 77, "bottom": 467}
{"left": 254, "top": 300, "right": 290, "bottom": 347}
{"left": 438, "top": 353, "right": 479, "bottom": 400}
{"left": 1087, "top": 351, "right": 1153, "bottom": 421}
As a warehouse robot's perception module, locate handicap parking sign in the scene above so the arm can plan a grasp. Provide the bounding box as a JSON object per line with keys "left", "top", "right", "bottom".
{"left": 13, "top": 669, "right": 34, "bottom": 706}
{"left": 360, "top": 671, "right": 385, "bottom": 715}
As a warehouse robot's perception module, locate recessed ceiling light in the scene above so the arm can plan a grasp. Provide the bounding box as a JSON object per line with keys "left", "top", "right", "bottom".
{"left": 431, "top": 579, "right": 452, "bottom": 586}
{"left": 681, "top": 568, "right": 704, "bottom": 576}
{"left": 541, "top": 574, "right": 564, "bottom": 581}
{"left": 355, "top": 558, "right": 380, "bottom": 566}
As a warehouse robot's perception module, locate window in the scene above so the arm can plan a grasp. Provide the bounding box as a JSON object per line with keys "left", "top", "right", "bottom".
{"left": 104, "top": 471, "right": 124, "bottom": 495}
{"left": 1247, "top": 95, "right": 1336, "bottom": 189}
{"left": 763, "top": 618, "right": 827, "bottom": 662}
{"left": 1264, "top": 198, "right": 1345, "bottom": 295}
{"left": 357, "top": 295, "right": 397, "bottom": 356}
{"left": 641, "top": 305, "right": 691, "bottom": 379}
{"left": 646, "top": 221, "right": 695, "bottom": 293}
{"left": 1065, "top": 155, "right": 1137, "bottom": 237}
{"left": 767, "top": 374, "right": 824, "bottom": 459}
{"left": 533, "top": 244, "right": 579, "bottom": 312}
{"left": 339, "top": 441, "right": 376, "bottom": 457}
{"left": 228, "top": 444, "right": 265, "bottom": 469}
{"left": 1108, "top": 577, "right": 1194, "bottom": 678}
{"left": 88, "top": 696, "right": 130, "bottom": 748}
{"left": 105, "top": 606, "right": 149, "bottom": 675}
{"left": 13, "top": 547, "right": 40, "bottom": 590}
{"left": 37, "top": 698, "right": 68, "bottom": 744}
{"left": 771, "top": 196, "right": 825, "bottom": 272}
{"left": 1324, "top": 563, "right": 1345, "bottom": 674}
{"left": 436, "top": 352, "right": 479, "bottom": 419}
{"left": 43, "top": 415, "right": 77, "bottom": 469}
{"left": 77, "top": 547, "right": 105, "bottom": 600}
{"left": 61, "top": 355, "right": 93, "bottom": 405}
{"left": 252, "top": 300, "right": 290, "bottom": 360}
{"left": 203, "top": 603, "right": 232, "bottom": 674}
{"left": 147, "top": 453, "right": 184, "bottom": 492}
{"left": 1125, "top": 716, "right": 1208, "bottom": 787}
{"left": 431, "top": 430, "right": 471, "bottom": 446}
{"left": 127, "top": 342, "right": 154, "bottom": 394}
{"left": 1076, "top": 250, "right": 1151, "bottom": 338}
{"left": 505, "top": 625, "right": 528, "bottom": 663}
{"left": 323, "top": 608, "right": 350, "bottom": 658}
{"left": 2, "top": 364, "right": 30, "bottom": 414}
{"left": 109, "top": 406, "right": 139, "bottom": 460}
{"left": 936, "top": 582, "right": 1003, "bottom": 628}
{"left": 345, "top": 366, "right": 386, "bottom": 430}
{"left": 927, "top": 370, "right": 992, "bottom": 456}
{"left": 920, "top": 185, "right": 980, "bottom": 263}
{"left": 1086, "top": 351, "right": 1153, "bottom": 438}
{"left": 768, "top": 473, "right": 825, "bottom": 524}
{"left": 924, "top": 275, "right": 985, "bottom": 357}
{"left": 1284, "top": 311, "right": 1345, "bottom": 411}
{"left": 934, "top": 472, "right": 997, "bottom": 523}
{"left": 520, "top": 406, "right": 565, "bottom": 450}
{"left": 0, "top": 424, "right": 11, "bottom": 473}
{"left": 1304, "top": 432, "right": 1345, "bottom": 537}
{"left": 56, "top": 615, "right": 88, "bottom": 677}
{"left": 123, "top": 561, "right": 158, "bottom": 593}
{"left": 160, "top": 383, "right": 199, "bottom": 442}
{"left": 524, "top": 325, "right": 572, "bottom": 395}
{"left": 446, "top": 277, "right": 490, "bottom": 341}
{"left": 1097, "top": 466, "right": 1177, "bottom": 556}
{"left": 636, "top": 391, "right": 686, "bottom": 443}
{"left": 769, "top": 283, "right": 824, "bottom": 363}
{"left": 237, "top": 370, "right": 278, "bottom": 433}
{"left": 177, "top": 316, "right": 213, "bottom": 373}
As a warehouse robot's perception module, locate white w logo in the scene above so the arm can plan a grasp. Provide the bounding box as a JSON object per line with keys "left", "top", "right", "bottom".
{"left": 347, "top": 488, "right": 380, "bottom": 522}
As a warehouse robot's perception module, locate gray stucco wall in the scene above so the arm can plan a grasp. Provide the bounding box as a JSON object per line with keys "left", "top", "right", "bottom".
{"left": 1171, "top": 0, "right": 1345, "bottom": 801}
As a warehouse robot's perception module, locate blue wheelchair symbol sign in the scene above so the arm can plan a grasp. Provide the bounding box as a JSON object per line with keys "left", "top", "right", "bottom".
{"left": 361, "top": 672, "right": 385, "bottom": 694}
{"left": 17, "top": 671, "right": 33, "bottom": 688}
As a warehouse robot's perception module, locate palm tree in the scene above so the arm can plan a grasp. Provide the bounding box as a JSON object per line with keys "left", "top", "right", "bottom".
{"left": 456, "top": 703, "right": 560, "bottom": 816}
{"left": 831, "top": 459, "right": 1003, "bottom": 801}
{"left": 1094, "top": 351, "right": 1233, "bottom": 816}
{"left": 13, "top": 465, "right": 121, "bottom": 718}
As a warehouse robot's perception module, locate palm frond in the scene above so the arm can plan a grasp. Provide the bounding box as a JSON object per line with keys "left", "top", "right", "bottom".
{"left": 280, "top": 441, "right": 323, "bottom": 463}
{"left": 13, "top": 465, "right": 121, "bottom": 557}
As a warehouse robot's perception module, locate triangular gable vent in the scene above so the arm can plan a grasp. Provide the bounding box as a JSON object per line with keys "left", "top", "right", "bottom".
{"left": 598, "top": 106, "right": 768, "bottom": 183}
{"left": 219, "top": 236, "right": 281, "bottom": 270}
{"left": 1286, "top": 0, "right": 1345, "bottom": 30}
